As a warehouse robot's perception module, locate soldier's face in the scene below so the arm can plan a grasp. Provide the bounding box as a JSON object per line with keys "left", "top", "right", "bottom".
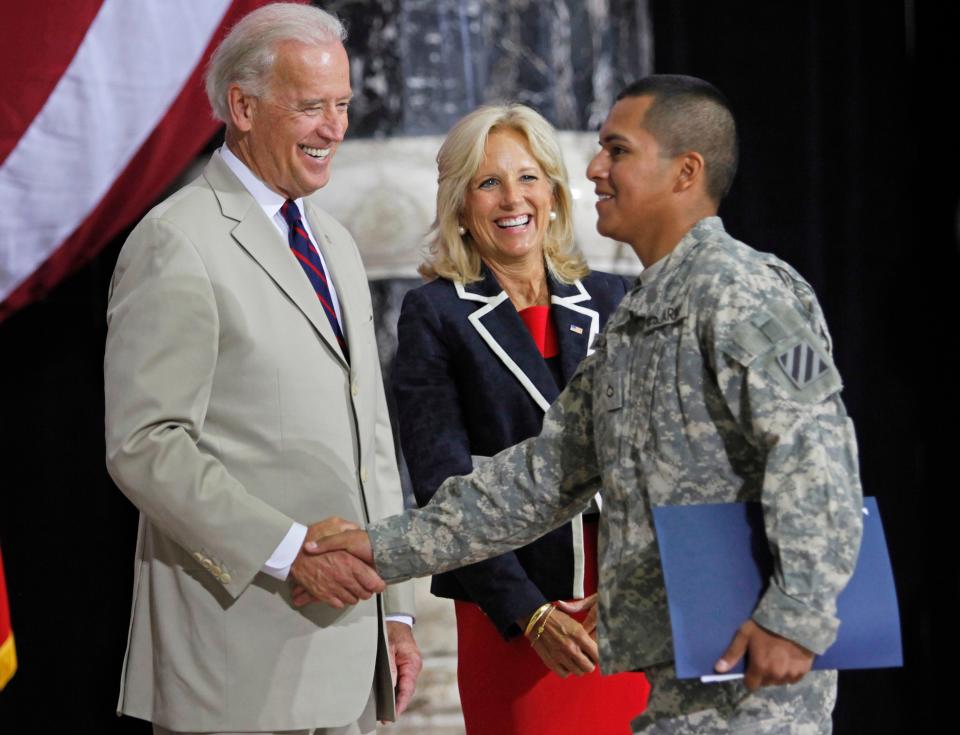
{"left": 587, "top": 96, "right": 677, "bottom": 248}
{"left": 240, "top": 40, "right": 351, "bottom": 199}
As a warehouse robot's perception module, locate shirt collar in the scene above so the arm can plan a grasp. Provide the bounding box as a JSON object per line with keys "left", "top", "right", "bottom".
{"left": 219, "top": 145, "right": 305, "bottom": 221}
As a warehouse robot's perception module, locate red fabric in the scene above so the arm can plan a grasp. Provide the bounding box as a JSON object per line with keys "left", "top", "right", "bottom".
{"left": 0, "top": 546, "right": 11, "bottom": 647}
{"left": 0, "top": 0, "right": 283, "bottom": 322}
{"left": 455, "top": 520, "right": 650, "bottom": 735}
{"left": 0, "top": 0, "right": 105, "bottom": 166}
{"left": 518, "top": 305, "right": 559, "bottom": 358}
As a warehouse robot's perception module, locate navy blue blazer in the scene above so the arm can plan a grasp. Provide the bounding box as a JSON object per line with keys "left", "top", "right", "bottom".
{"left": 392, "top": 264, "right": 633, "bottom": 638}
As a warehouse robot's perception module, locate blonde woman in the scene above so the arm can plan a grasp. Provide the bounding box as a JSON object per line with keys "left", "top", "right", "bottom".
{"left": 392, "top": 105, "right": 649, "bottom": 734}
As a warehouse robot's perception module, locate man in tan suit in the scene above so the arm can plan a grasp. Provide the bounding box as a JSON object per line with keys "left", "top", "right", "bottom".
{"left": 104, "top": 5, "right": 419, "bottom": 733}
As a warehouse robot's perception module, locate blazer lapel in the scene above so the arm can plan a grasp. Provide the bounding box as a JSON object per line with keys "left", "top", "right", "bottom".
{"left": 549, "top": 275, "right": 601, "bottom": 385}
{"left": 204, "top": 155, "right": 349, "bottom": 370}
{"left": 457, "top": 267, "right": 559, "bottom": 412}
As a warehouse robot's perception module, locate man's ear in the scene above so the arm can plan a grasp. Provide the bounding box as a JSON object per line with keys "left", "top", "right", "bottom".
{"left": 227, "top": 85, "right": 256, "bottom": 132}
{"left": 674, "top": 151, "right": 706, "bottom": 194}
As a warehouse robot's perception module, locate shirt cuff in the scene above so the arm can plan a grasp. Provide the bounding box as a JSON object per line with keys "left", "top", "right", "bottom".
{"left": 261, "top": 522, "right": 308, "bottom": 581}
{"left": 386, "top": 614, "right": 414, "bottom": 628}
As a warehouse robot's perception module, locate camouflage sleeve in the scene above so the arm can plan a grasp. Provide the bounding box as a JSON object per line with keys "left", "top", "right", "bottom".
{"left": 368, "top": 348, "right": 605, "bottom": 584}
{"left": 704, "top": 270, "right": 863, "bottom": 655}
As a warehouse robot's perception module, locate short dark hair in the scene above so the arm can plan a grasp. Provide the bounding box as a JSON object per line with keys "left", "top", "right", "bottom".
{"left": 617, "top": 75, "right": 738, "bottom": 202}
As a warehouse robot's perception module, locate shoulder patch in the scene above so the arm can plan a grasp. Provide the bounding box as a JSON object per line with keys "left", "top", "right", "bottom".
{"left": 776, "top": 341, "right": 831, "bottom": 389}
{"left": 726, "top": 303, "right": 843, "bottom": 403}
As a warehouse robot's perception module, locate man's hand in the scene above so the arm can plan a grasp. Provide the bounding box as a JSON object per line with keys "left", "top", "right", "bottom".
{"left": 714, "top": 619, "right": 814, "bottom": 690}
{"left": 522, "top": 601, "right": 599, "bottom": 678}
{"left": 289, "top": 519, "right": 384, "bottom": 608}
{"left": 305, "top": 528, "right": 374, "bottom": 564}
{"left": 387, "top": 621, "right": 422, "bottom": 716}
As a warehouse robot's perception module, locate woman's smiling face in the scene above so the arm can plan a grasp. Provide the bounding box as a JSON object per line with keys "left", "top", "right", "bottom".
{"left": 461, "top": 128, "right": 555, "bottom": 270}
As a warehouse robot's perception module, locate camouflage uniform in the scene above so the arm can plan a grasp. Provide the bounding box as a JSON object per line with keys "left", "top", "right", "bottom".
{"left": 371, "top": 217, "right": 863, "bottom": 733}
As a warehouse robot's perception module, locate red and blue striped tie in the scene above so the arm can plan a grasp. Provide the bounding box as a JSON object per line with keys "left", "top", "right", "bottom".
{"left": 281, "top": 200, "right": 349, "bottom": 362}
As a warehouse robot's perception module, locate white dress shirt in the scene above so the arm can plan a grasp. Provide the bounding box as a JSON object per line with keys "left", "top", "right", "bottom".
{"left": 219, "top": 148, "right": 412, "bottom": 626}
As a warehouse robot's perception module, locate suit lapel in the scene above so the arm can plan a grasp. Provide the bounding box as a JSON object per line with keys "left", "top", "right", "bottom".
{"left": 549, "top": 275, "right": 600, "bottom": 385}
{"left": 457, "top": 267, "right": 559, "bottom": 412}
{"left": 204, "top": 155, "right": 349, "bottom": 370}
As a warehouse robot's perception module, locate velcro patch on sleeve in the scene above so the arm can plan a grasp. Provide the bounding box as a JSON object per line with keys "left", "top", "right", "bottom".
{"left": 727, "top": 303, "right": 843, "bottom": 403}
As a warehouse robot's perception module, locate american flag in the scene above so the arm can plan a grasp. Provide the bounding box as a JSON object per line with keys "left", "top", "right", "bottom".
{"left": 0, "top": 0, "right": 281, "bottom": 321}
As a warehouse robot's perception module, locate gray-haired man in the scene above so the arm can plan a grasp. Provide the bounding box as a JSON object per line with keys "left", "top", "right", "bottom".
{"left": 105, "top": 5, "right": 418, "bottom": 733}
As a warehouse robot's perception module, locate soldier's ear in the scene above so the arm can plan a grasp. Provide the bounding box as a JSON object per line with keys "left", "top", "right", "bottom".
{"left": 674, "top": 152, "right": 705, "bottom": 194}
{"left": 227, "top": 85, "right": 256, "bottom": 132}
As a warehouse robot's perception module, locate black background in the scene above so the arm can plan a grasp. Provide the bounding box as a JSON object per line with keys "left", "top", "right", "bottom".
{"left": 0, "top": 2, "right": 953, "bottom": 732}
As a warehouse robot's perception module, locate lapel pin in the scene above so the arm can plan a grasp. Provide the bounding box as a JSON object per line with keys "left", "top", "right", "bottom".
{"left": 570, "top": 325, "right": 584, "bottom": 335}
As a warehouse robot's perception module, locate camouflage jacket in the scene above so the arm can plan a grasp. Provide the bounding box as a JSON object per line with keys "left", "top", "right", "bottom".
{"left": 371, "top": 217, "right": 863, "bottom": 674}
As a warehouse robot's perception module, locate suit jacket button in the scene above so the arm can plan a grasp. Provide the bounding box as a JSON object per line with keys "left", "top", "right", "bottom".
{"left": 201, "top": 558, "right": 213, "bottom": 571}
{"left": 193, "top": 552, "right": 204, "bottom": 563}
{"left": 211, "top": 565, "right": 222, "bottom": 577}
{"left": 220, "top": 573, "right": 231, "bottom": 585}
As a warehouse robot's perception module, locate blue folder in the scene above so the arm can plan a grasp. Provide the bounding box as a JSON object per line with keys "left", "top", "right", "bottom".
{"left": 651, "top": 497, "right": 902, "bottom": 680}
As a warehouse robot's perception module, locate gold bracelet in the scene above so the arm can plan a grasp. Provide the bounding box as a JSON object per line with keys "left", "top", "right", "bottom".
{"left": 523, "top": 602, "right": 554, "bottom": 638}
{"left": 533, "top": 605, "right": 558, "bottom": 644}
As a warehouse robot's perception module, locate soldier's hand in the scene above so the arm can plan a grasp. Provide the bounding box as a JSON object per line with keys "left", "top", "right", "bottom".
{"left": 714, "top": 619, "right": 814, "bottom": 690}
{"left": 304, "top": 516, "right": 360, "bottom": 544}
{"left": 305, "top": 528, "right": 375, "bottom": 564}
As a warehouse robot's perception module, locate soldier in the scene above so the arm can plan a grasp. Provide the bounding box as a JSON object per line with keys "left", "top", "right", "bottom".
{"left": 306, "top": 75, "right": 863, "bottom": 733}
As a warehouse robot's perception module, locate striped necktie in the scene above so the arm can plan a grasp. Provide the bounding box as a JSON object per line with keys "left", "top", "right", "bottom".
{"left": 280, "top": 200, "right": 349, "bottom": 362}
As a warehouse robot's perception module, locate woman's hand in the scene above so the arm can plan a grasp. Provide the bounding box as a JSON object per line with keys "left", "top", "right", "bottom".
{"left": 521, "top": 603, "right": 599, "bottom": 678}
{"left": 557, "top": 593, "right": 598, "bottom": 639}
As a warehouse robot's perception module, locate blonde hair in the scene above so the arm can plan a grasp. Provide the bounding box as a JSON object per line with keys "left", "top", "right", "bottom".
{"left": 420, "top": 104, "right": 588, "bottom": 284}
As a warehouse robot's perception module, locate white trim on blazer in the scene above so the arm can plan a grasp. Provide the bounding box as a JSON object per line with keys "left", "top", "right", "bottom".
{"left": 453, "top": 277, "right": 599, "bottom": 599}
{"left": 455, "top": 281, "right": 553, "bottom": 413}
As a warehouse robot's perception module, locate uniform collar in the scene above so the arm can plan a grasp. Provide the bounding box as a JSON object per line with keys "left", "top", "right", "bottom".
{"left": 623, "top": 216, "right": 724, "bottom": 311}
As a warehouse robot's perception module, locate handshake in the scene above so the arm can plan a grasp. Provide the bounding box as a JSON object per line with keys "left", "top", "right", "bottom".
{"left": 288, "top": 517, "right": 380, "bottom": 608}
{"left": 288, "top": 518, "right": 424, "bottom": 714}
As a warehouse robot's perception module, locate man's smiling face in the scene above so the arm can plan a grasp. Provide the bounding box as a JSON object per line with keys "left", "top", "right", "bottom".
{"left": 243, "top": 40, "right": 351, "bottom": 199}
{"left": 587, "top": 95, "right": 678, "bottom": 249}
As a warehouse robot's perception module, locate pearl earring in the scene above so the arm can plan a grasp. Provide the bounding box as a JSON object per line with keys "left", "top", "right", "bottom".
{"left": 458, "top": 225, "right": 466, "bottom": 236}
{"left": 549, "top": 211, "right": 557, "bottom": 222}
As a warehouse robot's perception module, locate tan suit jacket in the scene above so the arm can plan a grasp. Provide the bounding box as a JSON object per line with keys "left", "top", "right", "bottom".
{"left": 104, "top": 152, "right": 413, "bottom": 732}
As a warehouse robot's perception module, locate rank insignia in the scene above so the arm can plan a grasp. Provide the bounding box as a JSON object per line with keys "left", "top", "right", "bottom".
{"left": 569, "top": 325, "right": 583, "bottom": 335}
{"left": 776, "top": 341, "right": 829, "bottom": 389}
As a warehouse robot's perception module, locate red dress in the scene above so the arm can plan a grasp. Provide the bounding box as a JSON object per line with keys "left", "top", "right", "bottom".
{"left": 454, "top": 305, "right": 650, "bottom": 735}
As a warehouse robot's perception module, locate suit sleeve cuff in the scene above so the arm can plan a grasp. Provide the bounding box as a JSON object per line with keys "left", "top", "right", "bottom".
{"left": 261, "top": 522, "right": 308, "bottom": 581}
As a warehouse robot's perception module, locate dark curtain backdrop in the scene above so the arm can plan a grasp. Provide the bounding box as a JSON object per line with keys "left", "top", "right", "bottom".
{"left": 0, "top": 2, "right": 951, "bottom": 732}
